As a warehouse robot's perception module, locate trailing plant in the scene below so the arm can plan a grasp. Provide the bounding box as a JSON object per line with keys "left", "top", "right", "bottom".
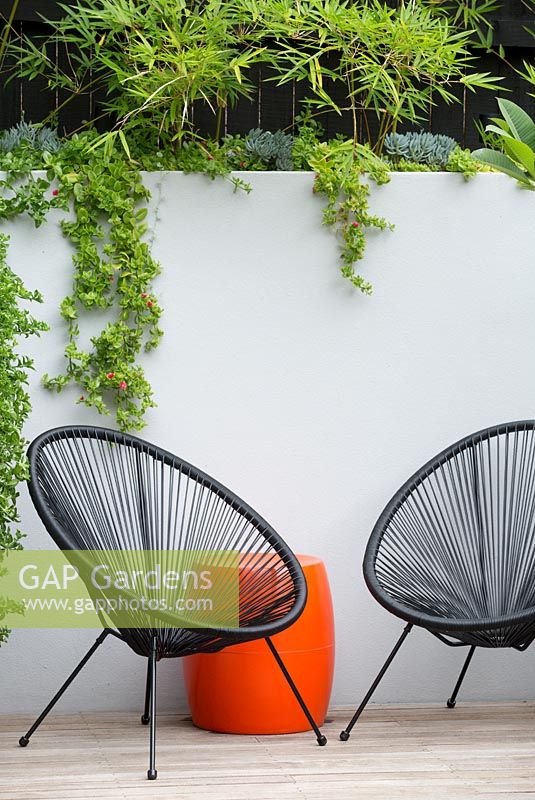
{"left": 385, "top": 131, "right": 457, "bottom": 167}
{"left": 0, "top": 128, "right": 163, "bottom": 432}
{"left": 473, "top": 98, "right": 535, "bottom": 189}
{"left": 311, "top": 143, "right": 392, "bottom": 293}
{"left": 0, "top": 172, "right": 54, "bottom": 228}
{"left": 41, "top": 134, "right": 163, "bottom": 431}
{"left": 245, "top": 129, "right": 294, "bottom": 170}
{"left": 293, "top": 118, "right": 393, "bottom": 293}
{"left": 292, "top": 115, "right": 326, "bottom": 171}
{"left": 0, "top": 233, "right": 47, "bottom": 645}
{"left": 139, "top": 117, "right": 392, "bottom": 293}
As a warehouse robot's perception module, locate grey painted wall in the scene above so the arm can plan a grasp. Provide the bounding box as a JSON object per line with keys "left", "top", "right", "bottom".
{"left": 1, "top": 171, "right": 535, "bottom": 714}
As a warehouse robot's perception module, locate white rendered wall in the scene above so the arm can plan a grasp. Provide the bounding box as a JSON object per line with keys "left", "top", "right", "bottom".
{"left": 1, "top": 171, "right": 535, "bottom": 714}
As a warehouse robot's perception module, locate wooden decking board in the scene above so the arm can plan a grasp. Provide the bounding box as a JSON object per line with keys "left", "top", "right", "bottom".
{"left": 1, "top": 704, "right": 535, "bottom": 799}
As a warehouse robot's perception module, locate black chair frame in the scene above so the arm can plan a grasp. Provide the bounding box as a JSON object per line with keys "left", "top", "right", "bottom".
{"left": 18, "top": 426, "right": 327, "bottom": 780}
{"left": 340, "top": 420, "right": 535, "bottom": 740}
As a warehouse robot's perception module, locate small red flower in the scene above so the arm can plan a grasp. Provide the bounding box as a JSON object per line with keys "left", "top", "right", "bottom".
{"left": 106, "top": 372, "right": 115, "bottom": 380}
{"left": 52, "top": 189, "right": 59, "bottom": 197}
{"left": 118, "top": 380, "right": 127, "bottom": 391}
{"left": 351, "top": 222, "right": 360, "bottom": 229}
{"left": 239, "top": 161, "right": 246, "bottom": 168}
{"left": 146, "top": 300, "right": 154, "bottom": 308}
{"left": 141, "top": 292, "right": 148, "bottom": 298}
{"left": 207, "top": 154, "right": 214, "bottom": 161}
{"left": 79, "top": 395, "right": 85, "bottom": 402}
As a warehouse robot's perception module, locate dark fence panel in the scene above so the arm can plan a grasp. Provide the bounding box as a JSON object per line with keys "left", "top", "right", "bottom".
{"left": 1, "top": 1, "right": 534, "bottom": 149}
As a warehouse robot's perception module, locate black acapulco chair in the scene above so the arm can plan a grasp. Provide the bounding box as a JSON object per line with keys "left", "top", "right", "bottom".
{"left": 340, "top": 420, "right": 535, "bottom": 741}
{"left": 18, "top": 426, "right": 327, "bottom": 780}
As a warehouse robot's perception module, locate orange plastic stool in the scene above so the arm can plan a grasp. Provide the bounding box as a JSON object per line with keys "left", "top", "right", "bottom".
{"left": 182, "top": 554, "right": 335, "bottom": 734}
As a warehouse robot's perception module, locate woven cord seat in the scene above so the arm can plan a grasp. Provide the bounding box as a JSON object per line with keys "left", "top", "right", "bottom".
{"left": 341, "top": 420, "right": 535, "bottom": 741}
{"left": 18, "top": 426, "right": 327, "bottom": 779}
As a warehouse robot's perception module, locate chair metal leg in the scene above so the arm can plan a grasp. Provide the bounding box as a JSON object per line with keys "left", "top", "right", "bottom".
{"left": 141, "top": 658, "right": 151, "bottom": 725}
{"left": 265, "top": 637, "right": 327, "bottom": 746}
{"left": 18, "top": 629, "right": 110, "bottom": 747}
{"left": 447, "top": 645, "right": 476, "bottom": 708}
{"left": 340, "top": 623, "right": 413, "bottom": 741}
{"left": 147, "top": 636, "right": 158, "bottom": 780}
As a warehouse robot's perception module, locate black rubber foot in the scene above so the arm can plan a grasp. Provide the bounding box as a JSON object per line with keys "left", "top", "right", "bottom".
{"left": 19, "top": 736, "right": 29, "bottom": 747}
{"left": 147, "top": 769, "right": 158, "bottom": 780}
{"left": 339, "top": 730, "right": 350, "bottom": 742}
{"left": 317, "top": 735, "right": 327, "bottom": 746}
{"left": 141, "top": 714, "right": 150, "bottom": 725}
{"left": 446, "top": 699, "right": 456, "bottom": 709}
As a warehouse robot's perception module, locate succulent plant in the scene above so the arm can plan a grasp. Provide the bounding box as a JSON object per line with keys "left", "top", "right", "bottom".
{"left": 0, "top": 121, "right": 61, "bottom": 153}
{"left": 245, "top": 128, "right": 294, "bottom": 170}
{"left": 385, "top": 131, "right": 457, "bottom": 167}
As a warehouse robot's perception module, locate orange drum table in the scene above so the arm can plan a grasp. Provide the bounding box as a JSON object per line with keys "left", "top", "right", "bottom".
{"left": 183, "top": 554, "right": 334, "bottom": 734}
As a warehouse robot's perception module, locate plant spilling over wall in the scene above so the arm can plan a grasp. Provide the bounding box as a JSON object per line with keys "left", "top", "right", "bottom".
{"left": 0, "top": 233, "right": 47, "bottom": 645}
{"left": 43, "top": 135, "right": 162, "bottom": 432}
{"left": 0, "top": 126, "right": 162, "bottom": 432}
{"left": 291, "top": 116, "right": 393, "bottom": 293}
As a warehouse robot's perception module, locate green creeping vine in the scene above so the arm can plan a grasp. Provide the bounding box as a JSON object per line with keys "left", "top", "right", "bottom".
{"left": 0, "top": 131, "right": 162, "bottom": 433}
{"left": 309, "top": 143, "right": 393, "bottom": 294}
{"left": 292, "top": 119, "right": 482, "bottom": 291}
{"left": 293, "top": 120, "right": 393, "bottom": 294}
{"left": 0, "top": 233, "right": 47, "bottom": 645}
{"left": 43, "top": 137, "right": 162, "bottom": 432}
